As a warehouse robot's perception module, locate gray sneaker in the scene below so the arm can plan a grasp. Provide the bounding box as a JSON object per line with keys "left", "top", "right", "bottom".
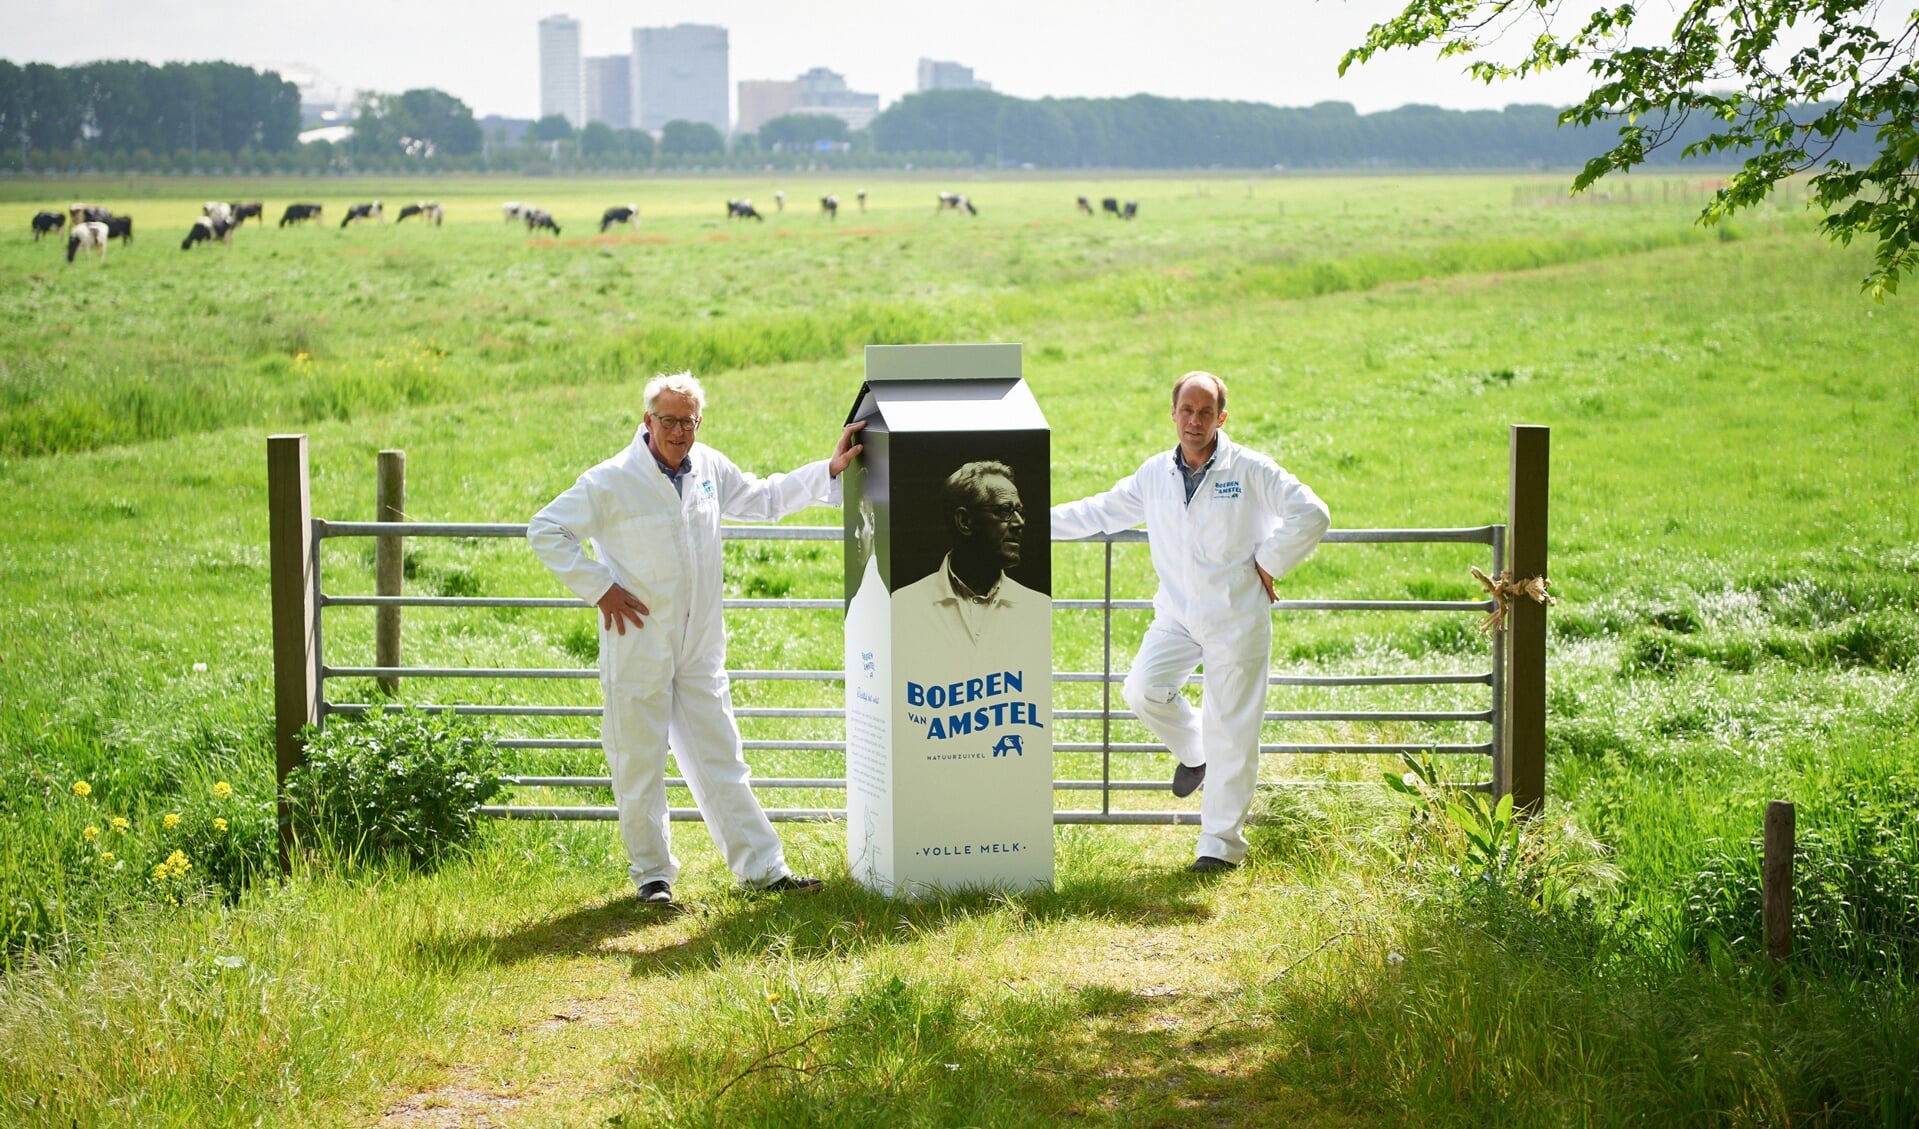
{"left": 1172, "top": 762, "right": 1207, "bottom": 798}
{"left": 638, "top": 880, "right": 673, "bottom": 904}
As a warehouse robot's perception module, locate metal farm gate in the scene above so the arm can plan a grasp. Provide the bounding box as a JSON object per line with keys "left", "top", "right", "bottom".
{"left": 268, "top": 428, "right": 1548, "bottom": 866}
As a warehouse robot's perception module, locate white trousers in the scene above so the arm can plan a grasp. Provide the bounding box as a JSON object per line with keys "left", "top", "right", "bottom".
{"left": 1122, "top": 615, "right": 1271, "bottom": 864}
{"left": 601, "top": 661, "right": 789, "bottom": 889}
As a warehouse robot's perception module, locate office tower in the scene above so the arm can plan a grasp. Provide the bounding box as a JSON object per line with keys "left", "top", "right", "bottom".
{"left": 585, "top": 55, "right": 632, "bottom": 128}
{"left": 539, "top": 14, "right": 585, "bottom": 128}
{"left": 632, "top": 24, "right": 729, "bottom": 134}
{"left": 917, "top": 58, "right": 991, "bottom": 93}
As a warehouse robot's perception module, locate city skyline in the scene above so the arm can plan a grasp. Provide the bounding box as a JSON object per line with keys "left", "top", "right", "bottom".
{"left": 1, "top": 0, "right": 1609, "bottom": 124}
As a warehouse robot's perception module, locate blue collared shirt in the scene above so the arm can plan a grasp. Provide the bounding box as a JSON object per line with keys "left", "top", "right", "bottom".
{"left": 644, "top": 433, "right": 693, "bottom": 496}
{"left": 1174, "top": 445, "right": 1217, "bottom": 505}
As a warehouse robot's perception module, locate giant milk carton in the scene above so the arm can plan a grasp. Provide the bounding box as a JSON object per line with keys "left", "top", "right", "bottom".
{"left": 842, "top": 344, "right": 1054, "bottom": 895}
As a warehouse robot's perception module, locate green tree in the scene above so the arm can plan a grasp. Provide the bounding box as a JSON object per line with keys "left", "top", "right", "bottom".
{"left": 532, "top": 113, "right": 574, "bottom": 142}
{"left": 659, "top": 118, "right": 724, "bottom": 157}
{"left": 353, "top": 87, "right": 480, "bottom": 159}
{"left": 757, "top": 112, "right": 848, "bottom": 149}
{"left": 578, "top": 119, "right": 616, "bottom": 156}
{"left": 1342, "top": 0, "right": 1919, "bottom": 298}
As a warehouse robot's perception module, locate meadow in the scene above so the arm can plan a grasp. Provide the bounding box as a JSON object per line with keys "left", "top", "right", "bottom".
{"left": 0, "top": 170, "right": 1915, "bottom": 1126}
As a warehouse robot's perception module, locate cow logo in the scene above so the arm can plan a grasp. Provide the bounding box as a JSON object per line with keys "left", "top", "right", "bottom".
{"left": 700, "top": 479, "right": 716, "bottom": 499}
{"left": 992, "top": 734, "right": 1024, "bottom": 757}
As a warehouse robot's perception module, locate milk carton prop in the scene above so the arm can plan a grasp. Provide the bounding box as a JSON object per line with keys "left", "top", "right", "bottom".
{"left": 842, "top": 344, "right": 1054, "bottom": 896}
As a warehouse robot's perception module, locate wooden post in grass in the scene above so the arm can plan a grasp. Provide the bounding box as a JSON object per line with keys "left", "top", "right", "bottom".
{"left": 268, "top": 434, "right": 319, "bottom": 875}
{"left": 375, "top": 450, "right": 405, "bottom": 695}
{"left": 1765, "top": 800, "right": 1795, "bottom": 984}
{"left": 1501, "top": 425, "right": 1549, "bottom": 814}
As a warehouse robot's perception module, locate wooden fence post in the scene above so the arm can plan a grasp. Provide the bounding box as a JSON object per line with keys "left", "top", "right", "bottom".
{"left": 268, "top": 435, "right": 319, "bottom": 875}
{"left": 1764, "top": 800, "right": 1795, "bottom": 983}
{"left": 1501, "top": 425, "right": 1549, "bottom": 814}
{"left": 376, "top": 450, "right": 405, "bottom": 696}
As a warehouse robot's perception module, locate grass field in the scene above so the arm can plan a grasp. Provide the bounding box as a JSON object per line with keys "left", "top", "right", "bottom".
{"left": 1, "top": 171, "right": 1916, "bottom": 1126}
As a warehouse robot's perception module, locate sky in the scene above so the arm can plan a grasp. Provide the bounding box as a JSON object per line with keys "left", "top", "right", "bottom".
{"left": 5, "top": 0, "right": 1607, "bottom": 122}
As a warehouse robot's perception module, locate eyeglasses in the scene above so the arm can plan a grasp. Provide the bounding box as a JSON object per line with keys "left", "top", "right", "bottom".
{"left": 651, "top": 414, "right": 702, "bottom": 433}
{"left": 969, "top": 502, "right": 1025, "bottom": 523}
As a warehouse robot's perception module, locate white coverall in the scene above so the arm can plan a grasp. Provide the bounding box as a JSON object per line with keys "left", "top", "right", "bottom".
{"left": 1051, "top": 433, "right": 1330, "bottom": 863}
{"left": 528, "top": 426, "right": 838, "bottom": 889}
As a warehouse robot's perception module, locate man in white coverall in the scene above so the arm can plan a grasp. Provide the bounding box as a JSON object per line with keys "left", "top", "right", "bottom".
{"left": 1051, "top": 372, "right": 1329, "bottom": 872}
{"left": 529, "top": 372, "right": 866, "bottom": 904}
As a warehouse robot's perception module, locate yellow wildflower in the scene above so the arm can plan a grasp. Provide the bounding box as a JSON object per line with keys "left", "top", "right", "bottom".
{"left": 213, "top": 818, "right": 228, "bottom": 833}
{"left": 212, "top": 781, "right": 233, "bottom": 800}
{"left": 100, "top": 851, "right": 115, "bottom": 863}
{"left": 163, "top": 813, "right": 181, "bottom": 829}
{"left": 83, "top": 825, "right": 100, "bottom": 840}
{"left": 111, "top": 816, "right": 130, "bottom": 834}
{"left": 72, "top": 781, "right": 91, "bottom": 797}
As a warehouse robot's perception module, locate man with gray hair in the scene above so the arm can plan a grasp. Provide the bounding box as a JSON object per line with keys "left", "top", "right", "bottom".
{"left": 892, "top": 460, "right": 1046, "bottom": 652}
{"left": 1052, "top": 371, "right": 1329, "bottom": 873}
{"left": 530, "top": 371, "right": 865, "bottom": 905}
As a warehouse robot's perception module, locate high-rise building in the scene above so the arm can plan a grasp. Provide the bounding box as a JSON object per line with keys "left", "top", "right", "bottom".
{"left": 917, "top": 58, "right": 991, "bottom": 93}
{"left": 738, "top": 68, "right": 880, "bottom": 135}
{"left": 538, "top": 15, "right": 584, "bottom": 128}
{"left": 631, "top": 24, "right": 729, "bottom": 134}
{"left": 585, "top": 55, "right": 632, "bottom": 128}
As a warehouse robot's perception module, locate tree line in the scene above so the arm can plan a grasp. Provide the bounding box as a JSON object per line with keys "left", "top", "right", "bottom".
{"left": 3, "top": 57, "right": 1880, "bottom": 176}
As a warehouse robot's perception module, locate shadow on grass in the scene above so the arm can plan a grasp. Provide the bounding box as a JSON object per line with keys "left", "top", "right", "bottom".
{"left": 417, "top": 862, "right": 1220, "bottom": 978}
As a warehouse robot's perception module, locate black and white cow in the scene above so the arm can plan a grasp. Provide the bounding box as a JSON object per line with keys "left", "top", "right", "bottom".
{"left": 936, "top": 192, "right": 978, "bottom": 216}
{"left": 1076, "top": 195, "right": 1094, "bottom": 216}
{"left": 69, "top": 203, "right": 113, "bottom": 227}
{"left": 181, "top": 215, "right": 235, "bottom": 250}
{"left": 32, "top": 211, "right": 66, "bottom": 240}
{"left": 1122, "top": 200, "right": 1139, "bottom": 220}
{"left": 774, "top": 190, "right": 785, "bottom": 212}
{"left": 820, "top": 194, "right": 839, "bottom": 220}
{"left": 397, "top": 201, "right": 444, "bottom": 225}
{"left": 599, "top": 204, "right": 638, "bottom": 233}
{"left": 230, "top": 201, "right": 264, "bottom": 227}
{"left": 279, "top": 203, "right": 323, "bottom": 227}
{"left": 67, "top": 221, "right": 109, "bottom": 263}
{"left": 1101, "top": 197, "right": 1121, "bottom": 217}
{"left": 502, "top": 201, "right": 529, "bottom": 223}
{"left": 104, "top": 215, "right": 134, "bottom": 244}
{"left": 726, "top": 198, "right": 763, "bottom": 221}
{"left": 857, "top": 189, "right": 867, "bottom": 212}
{"left": 524, "top": 208, "right": 560, "bottom": 236}
{"left": 340, "top": 201, "right": 383, "bottom": 228}
{"left": 203, "top": 201, "right": 234, "bottom": 227}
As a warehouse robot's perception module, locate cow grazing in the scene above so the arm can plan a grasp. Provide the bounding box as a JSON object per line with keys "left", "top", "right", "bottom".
{"left": 340, "top": 201, "right": 383, "bottom": 228}
{"left": 599, "top": 204, "right": 638, "bottom": 233}
{"left": 1101, "top": 197, "right": 1121, "bottom": 217}
{"left": 936, "top": 192, "right": 978, "bottom": 216}
{"left": 67, "top": 221, "right": 109, "bottom": 263}
{"left": 181, "top": 215, "right": 235, "bottom": 250}
{"left": 32, "top": 211, "right": 66, "bottom": 240}
{"left": 502, "top": 201, "right": 529, "bottom": 223}
{"left": 279, "top": 203, "right": 323, "bottom": 227}
{"left": 524, "top": 208, "right": 560, "bottom": 236}
{"left": 203, "top": 201, "right": 234, "bottom": 226}
{"left": 726, "top": 198, "right": 763, "bottom": 221}
{"left": 104, "top": 215, "right": 134, "bottom": 244}
{"left": 1076, "top": 195, "right": 1094, "bottom": 216}
{"left": 1122, "top": 200, "right": 1139, "bottom": 220}
{"left": 774, "top": 190, "right": 785, "bottom": 212}
{"left": 230, "top": 201, "right": 264, "bottom": 228}
{"left": 397, "top": 201, "right": 444, "bottom": 225}
{"left": 820, "top": 194, "right": 839, "bottom": 220}
{"left": 69, "top": 203, "right": 112, "bottom": 228}
{"left": 857, "top": 189, "right": 867, "bottom": 212}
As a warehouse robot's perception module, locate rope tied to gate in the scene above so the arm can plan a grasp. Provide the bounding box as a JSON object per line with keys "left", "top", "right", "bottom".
{"left": 1470, "top": 566, "right": 1554, "bottom": 635}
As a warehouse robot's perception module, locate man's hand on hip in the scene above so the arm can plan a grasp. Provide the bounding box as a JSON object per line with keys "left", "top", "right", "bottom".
{"left": 1256, "top": 562, "right": 1278, "bottom": 604}
{"left": 598, "top": 585, "right": 650, "bottom": 634}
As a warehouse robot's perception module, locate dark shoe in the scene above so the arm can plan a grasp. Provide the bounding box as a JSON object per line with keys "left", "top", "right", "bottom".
{"left": 638, "top": 880, "right": 673, "bottom": 904}
{"left": 1172, "top": 762, "right": 1207, "bottom": 798}
{"left": 761, "top": 874, "right": 825, "bottom": 894}
{"left": 1188, "top": 856, "right": 1237, "bottom": 873}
